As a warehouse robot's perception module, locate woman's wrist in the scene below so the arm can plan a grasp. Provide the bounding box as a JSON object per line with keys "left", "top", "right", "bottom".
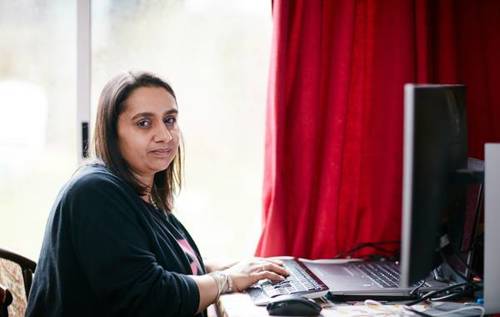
{"left": 208, "top": 270, "right": 234, "bottom": 301}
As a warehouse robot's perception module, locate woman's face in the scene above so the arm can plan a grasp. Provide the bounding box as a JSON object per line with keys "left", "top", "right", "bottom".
{"left": 117, "top": 86, "right": 179, "bottom": 183}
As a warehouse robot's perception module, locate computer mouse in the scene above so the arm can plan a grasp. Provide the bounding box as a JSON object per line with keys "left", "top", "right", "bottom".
{"left": 266, "top": 294, "right": 322, "bottom": 316}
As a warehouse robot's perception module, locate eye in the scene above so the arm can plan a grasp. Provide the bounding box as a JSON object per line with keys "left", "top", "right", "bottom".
{"left": 164, "top": 116, "right": 177, "bottom": 126}
{"left": 136, "top": 119, "right": 151, "bottom": 128}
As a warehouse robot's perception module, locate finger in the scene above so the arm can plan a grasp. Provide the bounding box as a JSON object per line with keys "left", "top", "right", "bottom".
{"left": 261, "top": 263, "right": 289, "bottom": 277}
{"left": 255, "top": 262, "right": 267, "bottom": 272}
{"left": 258, "top": 271, "right": 286, "bottom": 283}
{"left": 264, "top": 258, "right": 285, "bottom": 266}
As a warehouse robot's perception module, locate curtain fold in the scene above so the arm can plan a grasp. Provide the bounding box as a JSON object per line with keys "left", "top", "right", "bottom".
{"left": 256, "top": 0, "right": 500, "bottom": 259}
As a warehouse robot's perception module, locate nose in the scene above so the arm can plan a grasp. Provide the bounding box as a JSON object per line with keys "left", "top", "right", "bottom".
{"left": 153, "top": 122, "right": 173, "bottom": 143}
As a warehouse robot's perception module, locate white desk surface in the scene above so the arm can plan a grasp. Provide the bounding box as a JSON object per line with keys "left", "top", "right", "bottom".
{"left": 216, "top": 292, "right": 438, "bottom": 317}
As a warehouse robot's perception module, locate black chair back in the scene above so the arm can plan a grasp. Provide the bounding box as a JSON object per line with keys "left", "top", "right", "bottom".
{"left": 0, "top": 248, "right": 36, "bottom": 298}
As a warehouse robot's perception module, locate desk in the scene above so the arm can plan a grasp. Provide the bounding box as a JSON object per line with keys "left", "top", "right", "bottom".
{"left": 216, "top": 292, "right": 410, "bottom": 317}
{"left": 214, "top": 257, "right": 484, "bottom": 316}
{"left": 216, "top": 292, "right": 482, "bottom": 316}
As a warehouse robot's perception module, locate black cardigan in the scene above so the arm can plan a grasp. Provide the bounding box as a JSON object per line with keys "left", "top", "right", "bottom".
{"left": 26, "top": 164, "right": 206, "bottom": 317}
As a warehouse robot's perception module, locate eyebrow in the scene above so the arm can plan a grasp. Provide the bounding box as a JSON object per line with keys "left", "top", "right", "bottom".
{"left": 130, "top": 109, "right": 178, "bottom": 120}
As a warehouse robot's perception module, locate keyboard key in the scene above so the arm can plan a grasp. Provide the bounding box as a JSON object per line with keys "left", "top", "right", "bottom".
{"left": 351, "top": 262, "right": 401, "bottom": 288}
{"left": 260, "top": 259, "right": 325, "bottom": 296}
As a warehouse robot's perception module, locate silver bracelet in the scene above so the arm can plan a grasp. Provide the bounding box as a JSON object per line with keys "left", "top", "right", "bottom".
{"left": 225, "top": 272, "right": 233, "bottom": 293}
{"left": 208, "top": 272, "right": 223, "bottom": 300}
{"left": 208, "top": 271, "right": 233, "bottom": 299}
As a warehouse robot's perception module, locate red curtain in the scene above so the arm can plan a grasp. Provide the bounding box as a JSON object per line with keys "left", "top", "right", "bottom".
{"left": 256, "top": 0, "right": 500, "bottom": 259}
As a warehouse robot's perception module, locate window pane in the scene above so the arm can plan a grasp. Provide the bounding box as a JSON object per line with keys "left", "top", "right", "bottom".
{"left": 0, "top": 1, "right": 77, "bottom": 260}
{"left": 92, "top": 0, "right": 272, "bottom": 259}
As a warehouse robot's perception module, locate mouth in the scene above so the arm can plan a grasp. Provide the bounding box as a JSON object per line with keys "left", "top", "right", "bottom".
{"left": 149, "top": 148, "right": 173, "bottom": 158}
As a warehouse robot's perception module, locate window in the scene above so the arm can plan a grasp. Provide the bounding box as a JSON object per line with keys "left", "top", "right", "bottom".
{"left": 92, "top": 0, "right": 272, "bottom": 259}
{"left": 0, "top": 1, "right": 77, "bottom": 260}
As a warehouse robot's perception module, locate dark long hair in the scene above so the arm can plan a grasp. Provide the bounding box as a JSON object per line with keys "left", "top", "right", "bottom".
{"left": 93, "top": 71, "right": 182, "bottom": 211}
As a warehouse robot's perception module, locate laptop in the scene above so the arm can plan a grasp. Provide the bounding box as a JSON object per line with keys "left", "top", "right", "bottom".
{"left": 303, "top": 259, "right": 449, "bottom": 300}
{"left": 248, "top": 257, "right": 448, "bottom": 306}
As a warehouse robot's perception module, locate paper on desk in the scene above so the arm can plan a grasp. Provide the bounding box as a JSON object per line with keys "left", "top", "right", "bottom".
{"left": 320, "top": 302, "right": 428, "bottom": 317}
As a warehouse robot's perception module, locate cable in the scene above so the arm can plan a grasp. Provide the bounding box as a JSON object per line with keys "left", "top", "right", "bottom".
{"left": 435, "top": 251, "right": 484, "bottom": 300}
{"left": 406, "top": 282, "right": 468, "bottom": 306}
{"left": 428, "top": 291, "right": 463, "bottom": 302}
{"left": 409, "top": 279, "right": 427, "bottom": 296}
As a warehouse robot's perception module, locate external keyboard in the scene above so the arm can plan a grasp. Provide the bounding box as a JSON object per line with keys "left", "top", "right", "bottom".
{"left": 258, "top": 259, "right": 328, "bottom": 298}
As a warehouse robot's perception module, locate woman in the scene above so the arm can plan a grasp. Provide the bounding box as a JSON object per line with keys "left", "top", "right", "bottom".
{"left": 26, "top": 71, "right": 288, "bottom": 317}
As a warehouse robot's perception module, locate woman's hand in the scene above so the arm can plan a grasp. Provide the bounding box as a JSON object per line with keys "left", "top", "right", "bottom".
{"left": 223, "top": 257, "right": 289, "bottom": 292}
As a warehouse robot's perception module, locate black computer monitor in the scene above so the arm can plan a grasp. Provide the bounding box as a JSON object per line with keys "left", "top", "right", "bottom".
{"left": 400, "top": 84, "right": 469, "bottom": 288}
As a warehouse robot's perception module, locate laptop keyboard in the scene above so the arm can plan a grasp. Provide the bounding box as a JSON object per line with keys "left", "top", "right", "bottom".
{"left": 349, "top": 262, "right": 430, "bottom": 289}
{"left": 350, "top": 262, "right": 401, "bottom": 288}
{"left": 258, "top": 259, "right": 328, "bottom": 298}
